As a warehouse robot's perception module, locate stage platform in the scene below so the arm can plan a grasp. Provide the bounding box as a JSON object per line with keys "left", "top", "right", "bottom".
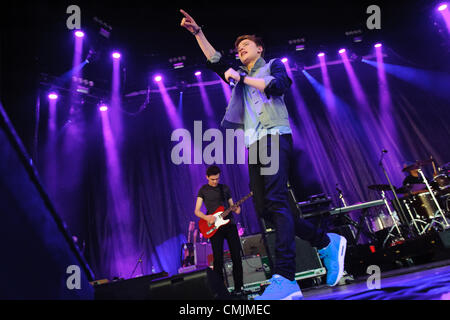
{"left": 301, "top": 259, "right": 450, "bottom": 300}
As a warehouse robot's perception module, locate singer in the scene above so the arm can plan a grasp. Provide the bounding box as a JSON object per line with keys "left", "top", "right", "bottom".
{"left": 180, "top": 9, "right": 347, "bottom": 300}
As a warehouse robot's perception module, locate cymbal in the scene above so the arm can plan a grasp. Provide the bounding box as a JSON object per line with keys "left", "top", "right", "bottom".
{"left": 417, "top": 159, "right": 434, "bottom": 166}
{"left": 402, "top": 159, "right": 435, "bottom": 172}
{"left": 396, "top": 184, "right": 427, "bottom": 194}
{"left": 368, "top": 184, "right": 392, "bottom": 191}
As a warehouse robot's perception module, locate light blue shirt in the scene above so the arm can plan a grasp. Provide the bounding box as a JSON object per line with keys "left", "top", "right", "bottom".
{"left": 208, "top": 52, "right": 292, "bottom": 148}
{"left": 240, "top": 58, "right": 292, "bottom": 147}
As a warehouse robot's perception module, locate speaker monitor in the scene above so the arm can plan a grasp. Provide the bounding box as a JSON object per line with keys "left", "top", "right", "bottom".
{"left": 148, "top": 268, "right": 230, "bottom": 300}
{"left": 95, "top": 268, "right": 229, "bottom": 300}
{"left": 438, "top": 230, "right": 450, "bottom": 249}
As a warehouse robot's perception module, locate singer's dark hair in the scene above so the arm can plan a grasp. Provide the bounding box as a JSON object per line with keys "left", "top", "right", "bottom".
{"left": 206, "top": 165, "right": 221, "bottom": 177}
{"left": 235, "top": 35, "right": 265, "bottom": 57}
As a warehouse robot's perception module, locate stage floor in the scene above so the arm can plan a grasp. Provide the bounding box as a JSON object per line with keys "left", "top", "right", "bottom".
{"left": 301, "top": 260, "right": 450, "bottom": 300}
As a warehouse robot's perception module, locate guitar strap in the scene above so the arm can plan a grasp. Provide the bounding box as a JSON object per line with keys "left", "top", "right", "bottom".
{"left": 219, "top": 184, "right": 227, "bottom": 209}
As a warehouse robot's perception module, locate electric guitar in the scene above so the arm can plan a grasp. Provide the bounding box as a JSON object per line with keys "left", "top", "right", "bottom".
{"left": 199, "top": 191, "right": 253, "bottom": 239}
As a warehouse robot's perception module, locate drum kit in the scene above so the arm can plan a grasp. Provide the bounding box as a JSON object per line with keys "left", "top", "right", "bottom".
{"left": 366, "top": 159, "right": 450, "bottom": 246}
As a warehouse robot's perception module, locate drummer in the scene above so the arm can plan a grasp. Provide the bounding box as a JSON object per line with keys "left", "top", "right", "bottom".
{"left": 402, "top": 161, "right": 423, "bottom": 187}
{"left": 401, "top": 161, "right": 429, "bottom": 196}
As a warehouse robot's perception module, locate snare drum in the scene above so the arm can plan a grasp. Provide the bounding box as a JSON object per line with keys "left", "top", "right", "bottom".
{"left": 410, "top": 192, "right": 439, "bottom": 219}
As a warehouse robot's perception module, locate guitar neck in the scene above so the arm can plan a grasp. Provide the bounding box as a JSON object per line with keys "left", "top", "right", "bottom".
{"left": 220, "top": 192, "right": 253, "bottom": 219}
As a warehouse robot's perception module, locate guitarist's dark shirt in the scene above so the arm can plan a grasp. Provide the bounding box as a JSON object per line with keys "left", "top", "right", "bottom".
{"left": 197, "top": 184, "right": 233, "bottom": 219}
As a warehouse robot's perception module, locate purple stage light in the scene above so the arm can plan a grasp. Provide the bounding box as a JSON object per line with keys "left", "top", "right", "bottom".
{"left": 154, "top": 75, "right": 162, "bottom": 82}
{"left": 112, "top": 52, "right": 121, "bottom": 59}
{"left": 374, "top": 43, "right": 382, "bottom": 48}
{"left": 281, "top": 57, "right": 288, "bottom": 63}
{"left": 48, "top": 93, "right": 58, "bottom": 100}
{"left": 438, "top": 3, "right": 448, "bottom": 11}
{"left": 338, "top": 48, "right": 346, "bottom": 54}
{"left": 318, "top": 52, "right": 325, "bottom": 57}
{"left": 99, "top": 104, "right": 108, "bottom": 112}
{"left": 74, "top": 30, "right": 85, "bottom": 38}
{"left": 194, "top": 71, "right": 202, "bottom": 76}
{"left": 438, "top": 3, "right": 450, "bottom": 34}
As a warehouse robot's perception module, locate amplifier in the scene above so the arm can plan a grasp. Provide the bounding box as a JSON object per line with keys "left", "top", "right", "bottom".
{"left": 180, "top": 242, "right": 213, "bottom": 270}
{"left": 224, "top": 255, "right": 268, "bottom": 290}
{"left": 241, "top": 234, "right": 267, "bottom": 257}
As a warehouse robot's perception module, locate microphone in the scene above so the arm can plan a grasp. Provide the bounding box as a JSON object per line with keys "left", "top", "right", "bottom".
{"left": 379, "top": 149, "right": 388, "bottom": 166}
{"left": 229, "top": 78, "right": 237, "bottom": 88}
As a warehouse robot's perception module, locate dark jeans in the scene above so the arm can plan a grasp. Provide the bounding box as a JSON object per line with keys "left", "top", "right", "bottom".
{"left": 210, "top": 222, "right": 243, "bottom": 290}
{"left": 248, "top": 133, "right": 330, "bottom": 281}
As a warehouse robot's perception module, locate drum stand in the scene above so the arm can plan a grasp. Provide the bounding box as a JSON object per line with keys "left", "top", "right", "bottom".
{"left": 380, "top": 190, "right": 404, "bottom": 247}
{"left": 402, "top": 199, "right": 428, "bottom": 236}
{"left": 378, "top": 151, "right": 406, "bottom": 246}
{"left": 418, "top": 168, "right": 450, "bottom": 231}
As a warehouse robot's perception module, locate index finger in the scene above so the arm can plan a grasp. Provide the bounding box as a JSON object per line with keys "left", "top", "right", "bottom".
{"left": 180, "top": 9, "right": 193, "bottom": 19}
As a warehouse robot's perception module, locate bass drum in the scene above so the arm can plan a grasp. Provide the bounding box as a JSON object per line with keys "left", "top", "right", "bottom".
{"left": 410, "top": 192, "right": 439, "bottom": 219}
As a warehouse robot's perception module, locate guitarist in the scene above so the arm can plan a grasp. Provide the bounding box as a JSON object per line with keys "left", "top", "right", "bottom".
{"left": 194, "top": 165, "right": 244, "bottom": 295}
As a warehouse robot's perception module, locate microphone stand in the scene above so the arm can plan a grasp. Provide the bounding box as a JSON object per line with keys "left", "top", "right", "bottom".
{"left": 129, "top": 251, "right": 145, "bottom": 279}
{"left": 336, "top": 184, "right": 348, "bottom": 207}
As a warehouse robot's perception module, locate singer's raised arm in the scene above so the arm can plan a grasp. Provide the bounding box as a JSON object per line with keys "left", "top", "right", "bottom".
{"left": 180, "top": 9, "right": 231, "bottom": 82}
{"left": 180, "top": 9, "right": 217, "bottom": 61}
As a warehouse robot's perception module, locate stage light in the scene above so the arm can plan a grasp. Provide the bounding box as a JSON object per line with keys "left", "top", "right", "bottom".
{"left": 154, "top": 75, "right": 162, "bottom": 82}
{"left": 74, "top": 30, "right": 85, "bottom": 38}
{"left": 281, "top": 57, "right": 288, "bottom": 63}
{"left": 194, "top": 71, "right": 202, "bottom": 76}
{"left": 48, "top": 93, "right": 58, "bottom": 100}
{"left": 295, "top": 44, "right": 305, "bottom": 51}
{"left": 374, "top": 43, "right": 382, "bottom": 48}
{"left": 112, "top": 52, "right": 121, "bottom": 59}
{"left": 338, "top": 48, "right": 346, "bottom": 54}
{"left": 173, "top": 62, "right": 184, "bottom": 69}
{"left": 99, "top": 104, "right": 108, "bottom": 112}
{"left": 438, "top": 3, "right": 448, "bottom": 11}
{"left": 317, "top": 52, "right": 325, "bottom": 57}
